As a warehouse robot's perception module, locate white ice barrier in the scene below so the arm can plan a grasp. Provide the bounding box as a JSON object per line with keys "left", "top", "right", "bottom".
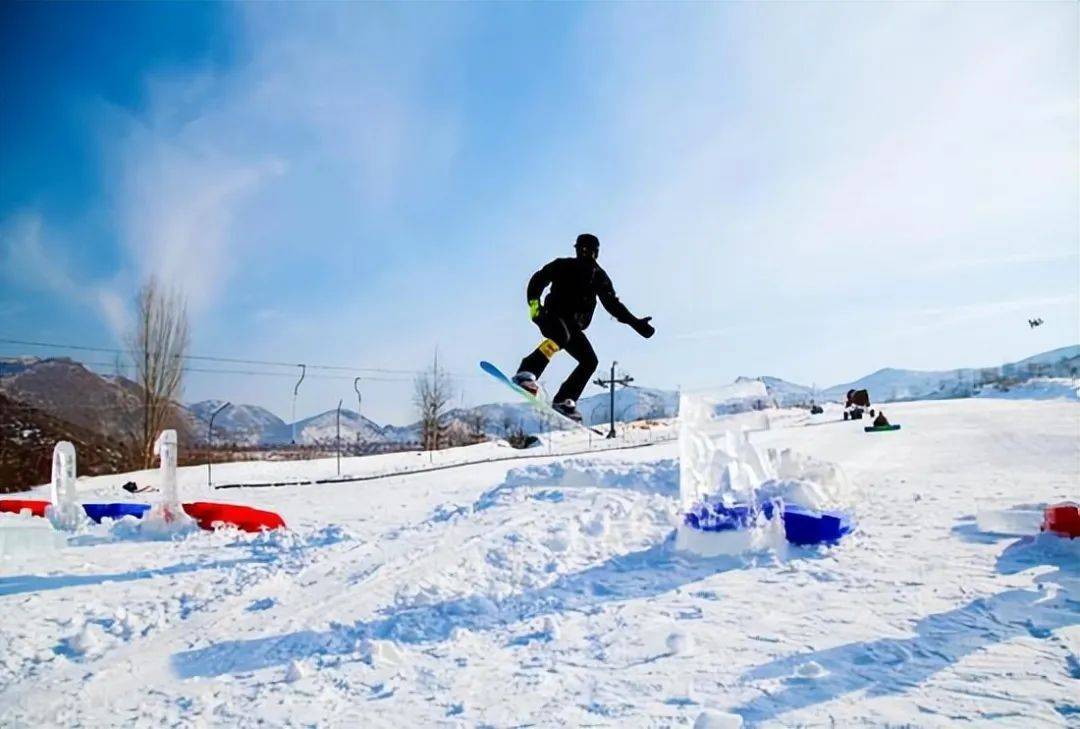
{"left": 976, "top": 506, "right": 1044, "bottom": 536}
{"left": 0, "top": 512, "right": 64, "bottom": 558}
{"left": 678, "top": 380, "right": 772, "bottom": 508}
{"left": 49, "top": 440, "right": 83, "bottom": 530}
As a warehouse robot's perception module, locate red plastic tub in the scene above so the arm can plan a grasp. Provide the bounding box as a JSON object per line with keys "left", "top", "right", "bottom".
{"left": 0, "top": 499, "right": 50, "bottom": 518}
{"left": 1043, "top": 502, "right": 1080, "bottom": 538}
{"left": 181, "top": 502, "right": 286, "bottom": 532}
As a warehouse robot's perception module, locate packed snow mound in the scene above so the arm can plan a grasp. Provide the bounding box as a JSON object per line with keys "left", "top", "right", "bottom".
{"left": 976, "top": 377, "right": 1079, "bottom": 401}
{"left": 996, "top": 533, "right": 1080, "bottom": 600}
{"left": 474, "top": 458, "right": 679, "bottom": 512}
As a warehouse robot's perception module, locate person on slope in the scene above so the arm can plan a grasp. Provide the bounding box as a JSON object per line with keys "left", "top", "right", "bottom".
{"left": 512, "top": 233, "right": 655, "bottom": 421}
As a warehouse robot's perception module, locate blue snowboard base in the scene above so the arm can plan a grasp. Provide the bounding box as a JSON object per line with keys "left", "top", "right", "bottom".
{"left": 480, "top": 360, "right": 604, "bottom": 436}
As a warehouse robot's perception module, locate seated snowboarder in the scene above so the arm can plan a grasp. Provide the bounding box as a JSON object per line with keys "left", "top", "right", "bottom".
{"left": 872, "top": 410, "right": 890, "bottom": 427}
{"left": 513, "top": 233, "right": 654, "bottom": 421}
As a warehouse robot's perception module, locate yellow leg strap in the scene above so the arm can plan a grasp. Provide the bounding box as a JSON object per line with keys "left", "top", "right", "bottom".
{"left": 538, "top": 338, "right": 561, "bottom": 359}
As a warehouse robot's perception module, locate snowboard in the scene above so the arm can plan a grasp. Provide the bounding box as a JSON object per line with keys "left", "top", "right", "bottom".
{"left": 480, "top": 360, "right": 604, "bottom": 436}
{"left": 864, "top": 424, "right": 901, "bottom": 432}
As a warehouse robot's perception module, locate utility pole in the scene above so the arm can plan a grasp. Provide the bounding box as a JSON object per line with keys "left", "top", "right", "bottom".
{"left": 206, "top": 401, "right": 230, "bottom": 489}
{"left": 335, "top": 398, "right": 343, "bottom": 475}
{"left": 353, "top": 377, "right": 362, "bottom": 453}
{"left": 593, "top": 361, "right": 633, "bottom": 439}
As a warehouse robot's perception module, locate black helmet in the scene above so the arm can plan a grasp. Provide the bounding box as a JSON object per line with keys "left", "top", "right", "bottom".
{"left": 574, "top": 233, "right": 599, "bottom": 253}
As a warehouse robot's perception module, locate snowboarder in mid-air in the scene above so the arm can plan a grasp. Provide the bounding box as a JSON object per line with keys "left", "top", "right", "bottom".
{"left": 512, "top": 233, "right": 655, "bottom": 421}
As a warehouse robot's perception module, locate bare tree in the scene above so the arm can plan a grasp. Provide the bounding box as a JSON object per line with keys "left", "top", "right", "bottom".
{"left": 414, "top": 350, "right": 454, "bottom": 451}
{"left": 127, "top": 277, "right": 189, "bottom": 467}
{"left": 467, "top": 410, "right": 488, "bottom": 441}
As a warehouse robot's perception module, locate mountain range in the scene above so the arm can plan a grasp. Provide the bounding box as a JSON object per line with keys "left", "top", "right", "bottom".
{"left": 1, "top": 346, "right": 1076, "bottom": 449}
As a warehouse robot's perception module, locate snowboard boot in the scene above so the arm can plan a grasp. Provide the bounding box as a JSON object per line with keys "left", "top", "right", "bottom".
{"left": 512, "top": 371, "right": 540, "bottom": 396}
{"left": 553, "top": 398, "right": 583, "bottom": 422}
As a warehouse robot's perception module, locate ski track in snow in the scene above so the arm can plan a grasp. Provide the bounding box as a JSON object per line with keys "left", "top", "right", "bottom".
{"left": 1, "top": 398, "right": 1078, "bottom": 727}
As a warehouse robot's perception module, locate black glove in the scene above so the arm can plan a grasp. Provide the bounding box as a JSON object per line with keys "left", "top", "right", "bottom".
{"left": 631, "top": 316, "right": 655, "bottom": 338}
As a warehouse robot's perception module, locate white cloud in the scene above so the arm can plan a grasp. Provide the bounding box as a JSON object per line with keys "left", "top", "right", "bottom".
{"left": 114, "top": 118, "right": 285, "bottom": 309}
{"left": 96, "top": 3, "right": 468, "bottom": 321}
{"left": 0, "top": 214, "right": 132, "bottom": 339}
{"left": 583, "top": 3, "right": 1077, "bottom": 283}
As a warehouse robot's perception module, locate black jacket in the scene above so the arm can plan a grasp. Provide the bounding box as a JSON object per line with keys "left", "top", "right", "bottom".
{"left": 527, "top": 257, "right": 636, "bottom": 330}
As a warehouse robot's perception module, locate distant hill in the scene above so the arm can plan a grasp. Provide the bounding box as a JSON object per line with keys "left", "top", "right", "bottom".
{"left": 188, "top": 400, "right": 289, "bottom": 445}
{"left": 0, "top": 358, "right": 201, "bottom": 445}
{"left": 0, "top": 392, "right": 129, "bottom": 491}
{"left": 290, "top": 408, "right": 387, "bottom": 446}
{"left": 736, "top": 376, "right": 816, "bottom": 407}
{"left": 821, "top": 345, "right": 1080, "bottom": 403}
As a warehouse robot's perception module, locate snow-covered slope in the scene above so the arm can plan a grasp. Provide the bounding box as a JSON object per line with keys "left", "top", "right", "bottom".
{"left": 1, "top": 398, "right": 1076, "bottom": 726}
{"left": 290, "top": 409, "right": 388, "bottom": 445}
{"left": 822, "top": 366, "right": 961, "bottom": 402}
{"left": 579, "top": 385, "right": 678, "bottom": 425}
{"left": 823, "top": 346, "right": 1080, "bottom": 403}
{"left": 1014, "top": 344, "right": 1080, "bottom": 367}
{"left": 386, "top": 387, "right": 679, "bottom": 442}
{"left": 739, "top": 376, "right": 817, "bottom": 407}
{"left": 188, "top": 400, "right": 289, "bottom": 445}
{"left": 977, "top": 377, "right": 1080, "bottom": 401}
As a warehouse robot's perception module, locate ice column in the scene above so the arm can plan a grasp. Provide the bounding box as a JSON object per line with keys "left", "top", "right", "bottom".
{"left": 50, "top": 441, "right": 82, "bottom": 529}
{"left": 155, "top": 429, "right": 179, "bottom": 513}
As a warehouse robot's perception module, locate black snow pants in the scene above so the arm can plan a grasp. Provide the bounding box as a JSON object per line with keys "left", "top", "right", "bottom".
{"left": 517, "top": 311, "right": 598, "bottom": 404}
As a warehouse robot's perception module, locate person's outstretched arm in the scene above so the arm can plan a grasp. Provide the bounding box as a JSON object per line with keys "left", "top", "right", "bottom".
{"left": 597, "top": 270, "right": 654, "bottom": 338}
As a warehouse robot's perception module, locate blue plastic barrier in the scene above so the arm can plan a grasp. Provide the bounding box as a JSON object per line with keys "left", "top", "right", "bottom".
{"left": 683, "top": 500, "right": 778, "bottom": 532}
{"left": 782, "top": 504, "right": 854, "bottom": 545}
{"left": 82, "top": 502, "right": 151, "bottom": 523}
{"left": 683, "top": 499, "right": 853, "bottom": 546}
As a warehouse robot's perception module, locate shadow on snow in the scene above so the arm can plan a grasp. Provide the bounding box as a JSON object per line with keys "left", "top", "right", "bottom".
{"left": 0, "top": 557, "right": 270, "bottom": 597}
{"left": 172, "top": 535, "right": 768, "bottom": 679}
{"left": 732, "top": 534, "right": 1080, "bottom": 724}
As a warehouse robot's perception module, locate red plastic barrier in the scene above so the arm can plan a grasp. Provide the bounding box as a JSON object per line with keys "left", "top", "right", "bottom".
{"left": 182, "top": 501, "right": 285, "bottom": 533}
{"left": 1043, "top": 502, "right": 1080, "bottom": 538}
{"left": 0, "top": 499, "right": 50, "bottom": 518}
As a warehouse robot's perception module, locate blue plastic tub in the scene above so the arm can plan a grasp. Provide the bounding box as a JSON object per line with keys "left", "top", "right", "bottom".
{"left": 782, "top": 504, "right": 854, "bottom": 545}
{"left": 683, "top": 500, "right": 853, "bottom": 546}
{"left": 82, "top": 502, "right": 151, "bottom": 523}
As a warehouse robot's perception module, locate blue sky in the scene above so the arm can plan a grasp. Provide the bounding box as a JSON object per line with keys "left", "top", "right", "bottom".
{"left": 1, "top": 2, "right": 1077, "bottom": 424}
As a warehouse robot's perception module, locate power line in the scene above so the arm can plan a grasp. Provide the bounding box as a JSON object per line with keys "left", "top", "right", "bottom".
{"left": 0, "top": 356, "right": 417, "bottom": 383}
{"left": 0, "top": 337, "right": 481, "bottom": 378}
